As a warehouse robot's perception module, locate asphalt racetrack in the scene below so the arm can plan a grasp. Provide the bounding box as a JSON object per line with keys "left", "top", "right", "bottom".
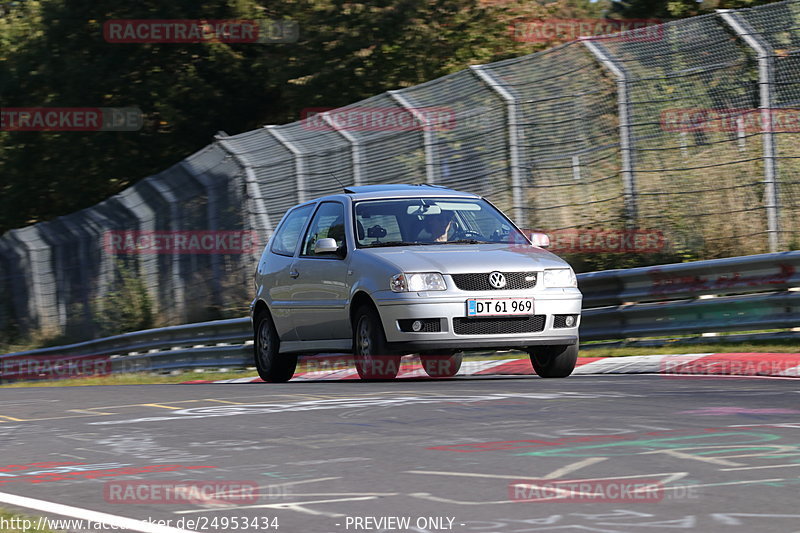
{"left": 1, "top": 374, "right": 799, "bottom": 533}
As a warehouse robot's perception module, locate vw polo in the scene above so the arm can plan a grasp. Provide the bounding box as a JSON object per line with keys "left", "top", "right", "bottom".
{"left": 250, "top": 184, "right": 581, "bottom": 381}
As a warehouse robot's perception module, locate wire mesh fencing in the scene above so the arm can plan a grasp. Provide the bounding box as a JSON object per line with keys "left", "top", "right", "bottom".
{"left": 1, "top": 0, "right": 798, "bottom": 344}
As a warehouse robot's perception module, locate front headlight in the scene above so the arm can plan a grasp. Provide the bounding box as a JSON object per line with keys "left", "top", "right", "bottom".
{"left": 390, "top": 272, "right": 447, "bottom": 292}
{"left": 543, "top": 268, "right": 577, "bottom": 288}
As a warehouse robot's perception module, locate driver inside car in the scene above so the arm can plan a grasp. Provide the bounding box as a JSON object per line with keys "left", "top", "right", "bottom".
{"left": 418, "top": 211, "right": 457, "bottom": 243}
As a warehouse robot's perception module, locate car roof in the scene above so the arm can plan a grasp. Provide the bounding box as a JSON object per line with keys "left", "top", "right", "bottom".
{"left": 331, "top": 184, "right": 480, "bottom": 201}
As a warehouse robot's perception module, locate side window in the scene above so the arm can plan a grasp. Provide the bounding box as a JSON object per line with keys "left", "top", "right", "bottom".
{"left": 270, "top": 204, "right": 314, "bottom": 256}
{"left": 301, "top": 202, "right": 346, "bottom": 257}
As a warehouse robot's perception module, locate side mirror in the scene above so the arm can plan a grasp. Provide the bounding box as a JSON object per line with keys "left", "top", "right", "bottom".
{"left": 314, "top": 238, "right": 339, "bottom": 254}
{"left": 529, "top": 232, "right": 550, "bottom": 248}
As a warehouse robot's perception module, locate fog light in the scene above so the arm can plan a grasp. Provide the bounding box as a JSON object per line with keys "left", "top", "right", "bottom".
{"left": 412, "top": 320, "right": 423, "bottom": 332}
{"left": 565, "top": 315, "right": 575, "bottom": 327}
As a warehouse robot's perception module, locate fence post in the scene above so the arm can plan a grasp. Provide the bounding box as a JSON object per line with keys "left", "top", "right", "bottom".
{"left": 321, "top": 112, "right": 363, "bottom": 186}
{"left": 12, "top": 227, "right": 59, "bottom": 335}
{"left": 266, "top": 126, "right": 306, "bottom": 203}
{"left": 216, "top": 137, "right": 273, "bottom": 238}
{"left": 582, "top": 38, "right": 638, "bottom": 228}
{"left": 144, "top": 179, "right": 185, "bottom": 324}
{"left": 469, "top": 65, "right": 525, "bottom": 228}
{"left": 718, "top": 10, "right": 781, "bottom": 253}
{"left": 388, "top": 90, "right": 437, "bottom": 184}
{"left": 60, "top": 216, "right": 95, "bottom": 334}
{"left": 115, "top": 186, "right": 159, "bottom": 315}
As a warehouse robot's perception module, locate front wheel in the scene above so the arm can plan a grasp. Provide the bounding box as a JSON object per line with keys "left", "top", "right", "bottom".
{"left": 420, "top": 352, "right": 462, "bottom": 378}
{"left": 353, "top": 306, "right": 401, "bottom": 380}
{"left": 254, "top": 312, "right": 297, "bottom": 382}
{"left": 528, "top": 344, "right": 578, "bottom": 378}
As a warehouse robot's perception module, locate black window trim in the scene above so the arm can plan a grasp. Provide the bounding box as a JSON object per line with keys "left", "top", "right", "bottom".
{"left": 299, "top": 200, "right": 347, "bottom": 260}
{"left": 351, "top": 196, "right": 528, "bottom": 248}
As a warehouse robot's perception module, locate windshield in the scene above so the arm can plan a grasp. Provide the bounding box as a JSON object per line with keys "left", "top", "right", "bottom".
{"left": 354, "top": 197, "right": 529, "bottom": 248}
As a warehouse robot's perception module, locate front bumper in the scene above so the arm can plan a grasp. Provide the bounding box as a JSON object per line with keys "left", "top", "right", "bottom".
{"left": 374, "top": 289, "right": 582, "bottom": 351}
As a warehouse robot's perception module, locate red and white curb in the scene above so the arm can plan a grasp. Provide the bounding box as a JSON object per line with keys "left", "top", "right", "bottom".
{"left": 184, "top": 352, "right": 800, "bottom": 383}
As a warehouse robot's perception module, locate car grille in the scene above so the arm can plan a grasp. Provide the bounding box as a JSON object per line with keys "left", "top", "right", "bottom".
{"left": 450, "top": 272, "right": 537, "bottom": 291}
{"left": 453, "top": 315, "right": 546, "bottom": 335}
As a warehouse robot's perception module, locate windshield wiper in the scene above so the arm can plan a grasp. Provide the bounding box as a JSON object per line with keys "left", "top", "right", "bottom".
{"left": 448, "top": 239, "right": 494, "bottom": 244}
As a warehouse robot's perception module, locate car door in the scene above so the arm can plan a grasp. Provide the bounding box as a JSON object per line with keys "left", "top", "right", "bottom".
{"left": 259, "top": 203, "right": 315, "bottom": 341}
{"left": 288, "top": 201, "right": 352, "bottom": 341}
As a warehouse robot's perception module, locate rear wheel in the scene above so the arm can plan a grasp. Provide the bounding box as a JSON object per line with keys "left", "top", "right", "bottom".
{"left": 528, "top": 344, "right": 578, "bottom": 378}
{"left": 420, "top": 352, "right": 462, "bottom": 378}
{"left": 254, "top": 312, "right": 297, "bottom": 383}
{"left": 353, "top": 305, "right": 401, "bottom": 380}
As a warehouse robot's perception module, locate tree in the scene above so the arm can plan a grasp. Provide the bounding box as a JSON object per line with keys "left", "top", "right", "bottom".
{"left": 0, "top": 0, "right": 519, "bottom": 233}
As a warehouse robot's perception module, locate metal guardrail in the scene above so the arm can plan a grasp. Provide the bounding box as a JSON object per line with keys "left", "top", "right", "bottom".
{"left": 1, "top": 252, "right": 798, "bottom": 382}
{"left": 578, "top": 250, "right": 800, "bottom": 341}
{"left": 579, "top": 251, "right": 800, "bottom": 307}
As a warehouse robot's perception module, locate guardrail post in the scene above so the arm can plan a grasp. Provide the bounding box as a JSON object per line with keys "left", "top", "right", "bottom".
{"left": 582, "top": 38, "right": 638, "bottom": 228}
{"left": 388, "top": 90, "right": 437, "bottom": 185}
{"left": 470, "top": 65, "right": 525, "bottom": 226}
{"left": 266, "top": 126, "right": 307, "bottom": 203}
{"left": 718, "top": 10, "right": 781, "bottom": 253}
{"left": 321, "top": 112, "right": 363, "bottom": 186}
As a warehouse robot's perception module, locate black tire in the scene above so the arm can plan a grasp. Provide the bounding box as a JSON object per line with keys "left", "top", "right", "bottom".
{"left": 528, "top": 344, "right": 578, "bottom": 378}
{"left": 353, "top": 305, "right": 401, "bottom": 380}
{"left": 420, "top": 352, "right": 463, "bottom": 378}
{"left": 254, "top": 311, "right": 297, "bottom": 382}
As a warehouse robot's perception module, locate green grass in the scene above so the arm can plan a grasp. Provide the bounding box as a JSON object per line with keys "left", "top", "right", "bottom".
{"left": 580, "top": 342, "right": 800, "bottom": 358}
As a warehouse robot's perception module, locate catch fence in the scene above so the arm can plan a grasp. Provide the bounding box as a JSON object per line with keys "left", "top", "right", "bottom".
{"left": 1, "top": 1, "right": 798, "bottom": 341}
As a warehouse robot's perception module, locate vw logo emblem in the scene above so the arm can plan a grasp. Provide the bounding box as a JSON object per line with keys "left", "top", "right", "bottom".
{"left": 488, "top": 271, "right": 507, "bottom": 289}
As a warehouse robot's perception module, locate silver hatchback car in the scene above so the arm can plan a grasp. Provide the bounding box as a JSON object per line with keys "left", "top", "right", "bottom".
{"left": 250, "top": 184, "right": 582, "bottom": 381}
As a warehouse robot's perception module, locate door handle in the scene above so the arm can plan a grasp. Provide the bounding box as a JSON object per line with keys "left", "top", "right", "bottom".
{"left": 289, "top": 269, "right": 300, "bottom": 279}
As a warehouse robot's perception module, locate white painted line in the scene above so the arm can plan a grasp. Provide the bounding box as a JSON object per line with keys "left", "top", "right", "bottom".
{"left": 230, "top": 377, "right": 258, "bottom": 383}
{"left": 542, "top": 457, "right": 608, "bottom": 479}
{"left": 658, "top": 478, "right": 785, "bottom": 491}
{"left": 779, "top": 364, "right": 800, "bottom": 377}
{"left": 397, "top": 367, "right": 428, "bottom": 378}
{"left": 720, "top": 464, "right": 800, "bottom": 471}
{"left": 460, "top": 360, "right": 512, "bottom": 374}
{"left": 575, "top": 353, "right": 713, "bottom": 375}
{"left": 293, "top": 368, "right": 359, "bottom": 381}
{"left": 0, "top": 491, "right": 198, "bottom": 533}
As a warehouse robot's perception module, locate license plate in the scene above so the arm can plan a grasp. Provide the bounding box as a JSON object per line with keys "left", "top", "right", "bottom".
{"left": 466, "top": 298, "right": 534, "bottom": 317}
